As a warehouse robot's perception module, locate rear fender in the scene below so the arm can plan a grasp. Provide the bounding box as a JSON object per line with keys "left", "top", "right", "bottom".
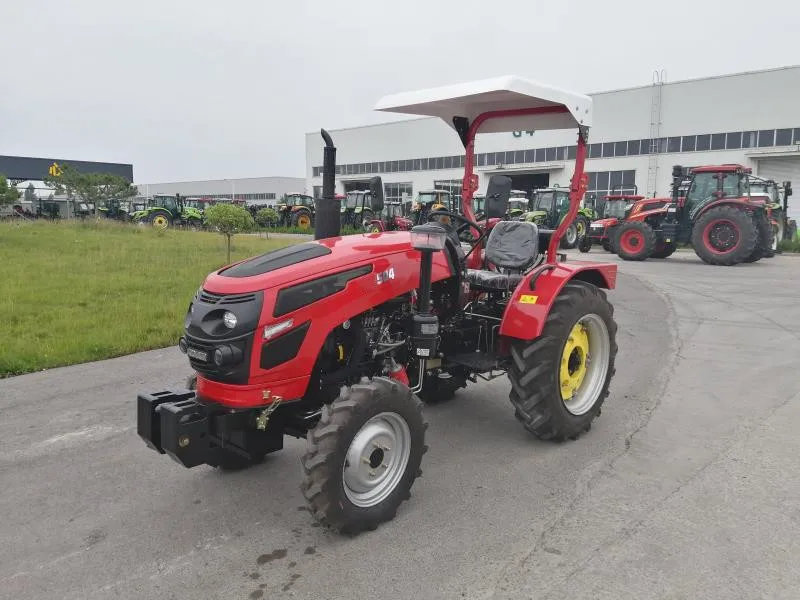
{"left": 695, "top": 198, "right": 760, "bottom": 219}
{"left": 499, "top": 262, "right": 617, "bottom": 341}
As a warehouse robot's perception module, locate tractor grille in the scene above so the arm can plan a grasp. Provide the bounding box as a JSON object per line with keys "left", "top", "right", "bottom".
{"left": 199, "top": 290, "right": 257, "bottom": 305}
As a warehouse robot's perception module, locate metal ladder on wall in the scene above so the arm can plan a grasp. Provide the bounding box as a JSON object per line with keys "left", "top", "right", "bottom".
{"left": 646, "top": 70, "right": 666, "bottom": 197}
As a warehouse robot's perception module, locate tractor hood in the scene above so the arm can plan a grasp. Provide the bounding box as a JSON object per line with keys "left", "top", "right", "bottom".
{"left": 202, "top": 231, "right": 449, "bottom": 295}
{"left": 591, "top": 217, "right": 619, "bottom": 228}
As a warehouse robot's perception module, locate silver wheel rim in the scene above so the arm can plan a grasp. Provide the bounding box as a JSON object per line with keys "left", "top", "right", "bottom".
{"left": 565, "top": 225, "right": 577, "bottom": 245}
{"left": 342, "top": 412, "right": 411, "bottom": 508}
{"left": 563, "top": 313, "right": 610, "bottom": 416}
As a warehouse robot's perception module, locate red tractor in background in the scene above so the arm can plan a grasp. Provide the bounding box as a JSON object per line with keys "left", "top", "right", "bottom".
{"left": 579, "top": 186, "right": 671, "bottom": 254}
{"left": 364, "top": 201, "right": 413, "bottom": 232}
{"left": 612, "top": 164, "right": 773, "bottom": 264}
{"left": 137, "top": 76, "right": 620, "bottom": 534}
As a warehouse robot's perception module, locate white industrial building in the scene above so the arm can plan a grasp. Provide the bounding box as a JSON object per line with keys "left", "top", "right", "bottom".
{"left": 305, "top": 65, "right": 800, "bottom": 219}
{"left": 133, "top": 176, "right": 306, "bottom": 206}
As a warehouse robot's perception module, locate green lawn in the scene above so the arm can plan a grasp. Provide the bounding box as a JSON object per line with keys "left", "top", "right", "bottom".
{"left": 0, "top": 220, "right": 296, "bottom": 377}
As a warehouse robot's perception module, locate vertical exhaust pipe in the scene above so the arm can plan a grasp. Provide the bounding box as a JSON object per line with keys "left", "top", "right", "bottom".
{"left": 315, "top": 129, "right": 342, "bottom": 240}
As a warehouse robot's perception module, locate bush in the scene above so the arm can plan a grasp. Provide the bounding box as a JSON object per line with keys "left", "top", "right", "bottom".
{"left": 254, "top": 207, "right": 279, "bottom": 228}
{"left": 778, "top": 238, "right": 800, "bottom": 253}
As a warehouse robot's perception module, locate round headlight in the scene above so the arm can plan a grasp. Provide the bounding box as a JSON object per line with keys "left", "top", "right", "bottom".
{"left": 222, "top": 311, "right": 237, "bottom": 329}
{"left": 213, "top": 348, "right": 224, "bottom": 366}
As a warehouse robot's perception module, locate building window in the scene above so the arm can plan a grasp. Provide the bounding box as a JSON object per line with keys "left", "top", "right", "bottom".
{"left": 681, "top": 136, "right": 696, "bottom": 152}
{"left": 726, "top": 132, "right": 742, "bottom": 149}
{"left": 544, "top": 147, "right": 556, "bottom": 162}
{"left": 557, "top": 146, "right": 568, "bottom": 160}
{"left": 585, "top": 170, "right": 637, "bottom": 199}
{"left": 384, "top": 182, "right": 413, "bottom": 204}
{"left": 614, "top": 141, "right": 627, "bottom": 157}
{"left": 776, "top": 128, "right": 793, "bottom": 146}
{"left": 568, "top": 145, "right": 577, "bottom": 160}
{"left": 794, "top": 129, "right": 800, "bottom": 144}
{"left": 602, "top": 143, "right": 615, "bottom": 158}
{"left": 695, "top": 134, "right": 710, "bottom": 151}
{"left": 420, "top": 158, "right": 428, "bottom": 170}
{"left": 667, "top": 137, "right": 681, "bottom": 153}
{"left": 589, "top": 143, "right": 602, "bottom": 158}
{"left": 640, "top": 139, "right": 651, "bottom": 155}
{"left": 742, "top": 131, "right": 757, "bottom": 148}
{"left": 710, "top": 133, "right": 726, "bottom": 150}
{"left": 626, "top": 140, "right": 640, "bottom": 156}
{"left": 512, "top": 150, "right": 523, "bottom": 164}
{"left": 758, "top": 130, "right": 775, "bottom": 147}
{"left": 313, "top": 186, "right": 322, "bottom": 199}
{"left": 378, "top": 162, "right": 385, "bottom": 172}
{"left": 535, "top": 148, "right": 546, "bottom": 162}
{"left": 485, "top": 153, "right": 496, "bottom": 166}
{"left": 434, "top": 179, "right": 463, "bottom": 204}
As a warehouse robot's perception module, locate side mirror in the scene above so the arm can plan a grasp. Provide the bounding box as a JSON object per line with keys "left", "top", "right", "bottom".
{"left": 369, "top": 176, "right": 384, "bottom": 212}
{"left": 485, "top": 175, "right": 512, "bottom": 220}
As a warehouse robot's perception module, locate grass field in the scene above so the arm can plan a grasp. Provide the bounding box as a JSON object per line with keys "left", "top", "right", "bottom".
{"left": 0, "top": 220, "right": 296, "bottom": 377}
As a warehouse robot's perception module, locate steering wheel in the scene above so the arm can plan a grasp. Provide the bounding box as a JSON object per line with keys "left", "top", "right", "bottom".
{"left": 427, "top": 210, "right": 483, "bottom": 237}
{"left": 427, "top": 210, "right": 487, "bottom": 257}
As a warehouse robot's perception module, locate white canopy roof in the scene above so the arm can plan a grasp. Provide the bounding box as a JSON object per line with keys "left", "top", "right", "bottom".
{"left": 374, "top": 75, "right": 592, "bottom": 135}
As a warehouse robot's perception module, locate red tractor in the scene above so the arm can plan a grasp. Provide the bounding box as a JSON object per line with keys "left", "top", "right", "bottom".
{"left": 612, "top": 164, "right": 773, "bottom": 264}
{"left": 365, "top": 201, "right": 413, "bottom": 232}
{"left": 578, "top": 187, "right": 671, "bottom": 254}
{"left": 137, "top": 77, "right": 619, "bottom": 534}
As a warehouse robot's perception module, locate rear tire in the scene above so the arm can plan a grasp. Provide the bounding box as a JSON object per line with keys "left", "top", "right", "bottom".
{"left": 148, "top": 209, "right": 172, "bottom": 230}
{"left": 578, "top": 235, "right": 592, "bottom": 253}
{"left": 301, "top": 377, "right": 427, "bottom": 534}
{"left": 692, "top": 206, "right": 757, "bottom": 266}
{"left": 615, "top": 221, "right": 656, "bottom": 261}
{"left": 292, "top": 210, "right": 313, "bottom": 230}
{"left": 574, "top": 215, "right": 589, "bottom": 242}
{"left": 508, "top": 282, "right": 617, "bottom": 441}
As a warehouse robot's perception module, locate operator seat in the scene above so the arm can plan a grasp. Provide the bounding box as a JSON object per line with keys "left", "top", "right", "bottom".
{"left": 466, "top": 220, "right": 540, "bottom": 291}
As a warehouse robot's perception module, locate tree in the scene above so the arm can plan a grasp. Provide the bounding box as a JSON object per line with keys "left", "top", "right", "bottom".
{"left": 0, "top": 175, "right": 21, "bottom": 209}
{"left": 24, "top": 183, "right": 36, "bottom": 204}
{"left": 44, "top": 164, "right": 137, "bottom": 216}
{"left": 204, "top": 203, "right": 254, "bottom": 264}
{"left": 254, "top": 207, "right": 278, "bottom": 227}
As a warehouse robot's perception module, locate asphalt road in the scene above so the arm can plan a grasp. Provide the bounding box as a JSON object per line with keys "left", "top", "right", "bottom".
{"left": 1, "top": 250, "right": 799, "bottom": 600}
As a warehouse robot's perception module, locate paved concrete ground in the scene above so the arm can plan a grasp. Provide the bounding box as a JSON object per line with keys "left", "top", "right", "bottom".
{"left": 1, "top": 251, "right": 798, "bottom": 600}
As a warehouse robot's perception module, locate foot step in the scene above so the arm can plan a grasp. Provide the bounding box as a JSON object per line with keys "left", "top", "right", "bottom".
{"left": 446, "top": 352, "right": 501, "bottom": 373}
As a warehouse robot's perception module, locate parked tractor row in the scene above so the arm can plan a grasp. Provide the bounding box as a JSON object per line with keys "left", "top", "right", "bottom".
{"left": 579, "top": 165, "right": 794, "bottom": 265}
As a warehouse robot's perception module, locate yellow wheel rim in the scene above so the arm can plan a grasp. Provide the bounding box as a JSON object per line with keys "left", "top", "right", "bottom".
{"left": 576, "top": 221, "right": 586, "bottom": 236}
{"left": 152, "top": 215, "right": 168, "bottom": 229}
{"left": 370, "top": 226, "right": 381, "bottom": 233}
{"left": 297, "top": 214, "right": 311, "bottom": 229}
{"left": 560, "top": 321, "right": 590, "bottom": 401}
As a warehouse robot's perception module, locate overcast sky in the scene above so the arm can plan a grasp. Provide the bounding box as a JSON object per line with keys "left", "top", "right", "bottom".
{"left": 2, "top": 0, "right": 799, "bottom": 183}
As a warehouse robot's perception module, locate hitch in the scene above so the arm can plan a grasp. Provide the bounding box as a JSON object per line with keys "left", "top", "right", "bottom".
{"left": 137, "top": 389, "right": 283, "bottom": 468}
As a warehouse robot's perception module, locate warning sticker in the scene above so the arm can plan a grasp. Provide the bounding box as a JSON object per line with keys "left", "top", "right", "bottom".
{"left": 519, "top": 294, "right": 538, "bottom": 304}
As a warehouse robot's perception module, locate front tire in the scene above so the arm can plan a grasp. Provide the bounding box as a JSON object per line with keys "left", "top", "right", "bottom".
{"left": 692, "top": 206, "right": 757, "bottom": 265}
{"left": 615, "top": 221, "right": 656, "bottom": 261}
{"left": 301, "top": 377, "right": 427, "bottom": 534}
{"left": 560, "top": 223, "right": 578, "bottom": 249}
{"left": 509, "top": 282, "right": 617, "bottom": 441}
{"left": 578, "top": 235, "right": 592, "bottom": 253}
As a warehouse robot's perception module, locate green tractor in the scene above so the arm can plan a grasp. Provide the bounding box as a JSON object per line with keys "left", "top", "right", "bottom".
{"left": 276, "top": 193, "right": 315, "bottom": 229}
{"left": 341, "top": 190, "right": 377, "bottom": 229}
{"left": 507, "top": 189, "right": 531, "bottom": 220}
{"left": 131, "top": 194, "right": 204, "bottom": 230}
{"left": 98, "top": 198, "right": 141, "bottom": 221}
{"left": 524, "top": 187, "right": 593, "bottom": 248}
